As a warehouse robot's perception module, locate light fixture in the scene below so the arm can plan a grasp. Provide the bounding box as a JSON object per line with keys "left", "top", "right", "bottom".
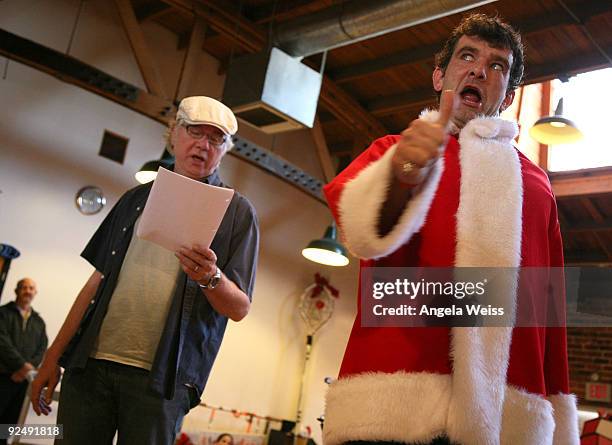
{"left": 302, "top": 223, "right": 349, "bottom": 267}
{"left": 135, "top": 149, "right": 174, "bottom": 184}
{"left": 530, "top": 94, "right": 583, "bottom": 145}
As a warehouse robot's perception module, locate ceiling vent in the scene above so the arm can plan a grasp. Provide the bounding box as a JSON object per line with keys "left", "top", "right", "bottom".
{"left": 222, "top": 47, "right": 323, "bottom": 133}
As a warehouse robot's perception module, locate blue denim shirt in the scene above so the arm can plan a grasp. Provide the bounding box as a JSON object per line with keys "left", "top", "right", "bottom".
{"left": 59, "top": 170, "right": 259, "bottom": 400}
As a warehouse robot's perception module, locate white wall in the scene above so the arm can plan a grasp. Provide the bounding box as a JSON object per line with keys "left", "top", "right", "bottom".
{"left": 0, "top": 1, "right": 358, "bottom": 444}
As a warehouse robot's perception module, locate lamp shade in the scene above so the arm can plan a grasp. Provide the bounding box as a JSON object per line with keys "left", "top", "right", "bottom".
{"left": 135, "top": 149, "right": 174, "bottom": 184}
{"left": 302, "top": 223, "right": 349, "bottom": 267}
{"left": 529, "top": 97, "right": 583, "bottom": 145}
{"left": 135, "top": 160, "right": 163, "bottom": 184}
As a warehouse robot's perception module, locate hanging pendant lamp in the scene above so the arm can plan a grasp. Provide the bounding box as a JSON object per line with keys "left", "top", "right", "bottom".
{"left": 530, "top": 97, "right": 583, "bottom": 145}
{"left": 302, "top": 222, "right": 349, "bottom": 267}
{"left": 135, "top": 148, "right": 174, "bottom": 184}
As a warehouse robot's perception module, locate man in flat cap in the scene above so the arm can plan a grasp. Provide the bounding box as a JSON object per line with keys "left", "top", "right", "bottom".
{"left": 32, "top": 97, "right": 259, "bottom": 445}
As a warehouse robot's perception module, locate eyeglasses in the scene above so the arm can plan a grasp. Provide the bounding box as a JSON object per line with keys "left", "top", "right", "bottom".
{"left": 183, "top": 124, "right": 227, "bottom": 147}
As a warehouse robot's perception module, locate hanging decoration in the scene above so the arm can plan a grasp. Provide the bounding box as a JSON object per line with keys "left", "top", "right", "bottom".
{"left": 294, "top": 273, "right": 340, "bottom": 439}
{"left": 298, "top": 273, "right": 339, "bottom": 335}
{"left": 196, "top": 401, "right": 284, "bottom": 434}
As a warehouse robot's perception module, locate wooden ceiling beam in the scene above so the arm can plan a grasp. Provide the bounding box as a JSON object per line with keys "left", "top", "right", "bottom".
{"left": 564, "top": 251, "right": 611, "bottom": 264}
{"left": 113, "top": 0, "right": 169, "bottom": 98}
{"left": 368, "top": 88, "right": 436, "bottom": 116}
{"left": 524, "top": 45, "right": 612, "bottom": 85}
{"left": 328, "top": 1, "right": 612, "bottom": 84}
{"left": 565, "top": 260, "right": 612, "bottom": 266}
{"left": 160, "top": 0, "right": 265, "bottom": 51}
{"left": 331, "top": 43, "right": 439, "bottom": 85}
{"left": 174, "top": 16, "right": 207, "bottom": 101}
{"left": 580, "top": 197, "right": 605, "bottom": 223}
{"left": 368, "top": 43, "right": 612, "bottom": 116}
{"left": 251, "top": 0, "right": 333, "bottom": 25}
{"left": 552, "top": 169, "right": 612, "bottom": 198}
{"left": 327, "top": 140, "right": 353, "bottom": 155}
{"left": 562, "top": 219, "right": 612, "bottom": 234}
{"left": 159, "top": 0, "right": 387, "bottom": 140}
{"left": 0, "top": 29, "right": 174, "bottom": 125}
{"left": 593, "top": 232, "right": 612, "bottom": 261}
{"left": 134, "top": 2, "right": 172, "bottom": 22}
{"left": 311, "top": 116, "right": 336, "bottom": 182}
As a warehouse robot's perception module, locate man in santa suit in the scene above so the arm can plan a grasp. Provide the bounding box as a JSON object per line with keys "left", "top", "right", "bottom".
{"left": 323, "top": 14, "right": 579, "bottom": 445}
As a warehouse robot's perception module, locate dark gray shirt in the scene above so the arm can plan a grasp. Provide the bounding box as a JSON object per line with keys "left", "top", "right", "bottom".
{"left": 59, "top": 169, "right": 259, "bottom": 400}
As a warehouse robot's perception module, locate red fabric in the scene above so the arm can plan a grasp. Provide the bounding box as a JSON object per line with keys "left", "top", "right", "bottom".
{"left": 323, "top": 135, "right": 570, "bottom": 396}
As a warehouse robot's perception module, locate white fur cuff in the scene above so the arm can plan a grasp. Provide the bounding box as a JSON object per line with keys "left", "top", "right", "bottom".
{"left": 547, "top": 393, "right": 580, "bottom": 445}
{"left": 337, "top": 144, "right": 443, "bottom": 259}
{"left": 324, "top": 372, "right": 451, "bottom": 445}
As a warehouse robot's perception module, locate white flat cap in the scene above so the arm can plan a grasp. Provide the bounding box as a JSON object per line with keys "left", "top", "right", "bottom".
{"left": 176, "top": 96, "right": 238, "bottom": 136}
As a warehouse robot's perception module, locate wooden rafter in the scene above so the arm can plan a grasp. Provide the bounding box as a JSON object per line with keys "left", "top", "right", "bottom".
{"left": 552, "top": 169, "right": 612, "bottom": 198}
{"left": 135, "top": 2, "right": 172, "bottom": 22}
{"left": 113, "top": 0, "right": 169, "bottom": 98}
{"left": 328, "top": 1, "right": 612, "bottom": 84}
{"left": 311, "top": 117, "right": 336, "bottom": 183}
{"left": 331, "top": 43, "right": 439, "bottom": 85}
{"left": 0, "top": 29, "right": 174, "bottom": 125}
{"left": 368, "top": 89, "right": 435, "bottom": 117}
{"left": 160, "top": 0, "right": 387, "bottom": 140}
{"left": 578, "top": 197, "right": 612, "bottom": 259}
{"left": 562, "top": 219, "right": 612, "bottom": 234}
{"left": 538, "top": 81, "right": 551, "bottom": 171}
{"left": 366, "top": 43, "right": 612, "bottom": 117}
{"left": 174, "top": 16, "right": 208, "bottom": 101}
{"left": 580, "top": 197, "right": 604, "bottom": 222}
{"left": 251, "top": 0, "right": 334, "bottom": 25}
{"left": 593, "top": 232, "right": 612, "bottom": 261}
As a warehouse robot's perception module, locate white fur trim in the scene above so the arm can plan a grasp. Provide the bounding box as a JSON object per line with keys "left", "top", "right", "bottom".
{"left": 501, "top": 387, "right": 555, "bottom": 444}
{"left": 548, "top": 394, "right": 580, "bottom": 445}
{"left": 323, "top": 373, "right": 561, "bottom": 445}
{"left": 447, "top": 116, "right": 522, "bottom": 445}
{"left": 455, "top": 116, "right": 522, "bottom": 268}
{"left": 337, "top": 143, "right": 443, "bottom": 259}
{"left": 323, "top": 372, "right": 451, "bottom": 445}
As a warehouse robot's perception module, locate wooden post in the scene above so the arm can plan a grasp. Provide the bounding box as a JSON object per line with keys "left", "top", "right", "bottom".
{"left": 113, "top": 0, "right": 169, "bottom": 99}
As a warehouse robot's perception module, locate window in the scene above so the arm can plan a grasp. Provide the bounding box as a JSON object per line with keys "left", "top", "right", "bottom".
{"left": 547, "top": 68, "right": 612, "bottom": 172}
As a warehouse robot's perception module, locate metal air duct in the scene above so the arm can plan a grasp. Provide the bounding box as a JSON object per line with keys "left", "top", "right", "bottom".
{"left": 274, "top": 0, "right": 498, "bottom": 58}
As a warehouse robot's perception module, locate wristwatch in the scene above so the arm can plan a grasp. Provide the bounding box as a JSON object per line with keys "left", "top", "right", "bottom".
{"left": 199, "top": 266, "right": 221, "bottom": 289}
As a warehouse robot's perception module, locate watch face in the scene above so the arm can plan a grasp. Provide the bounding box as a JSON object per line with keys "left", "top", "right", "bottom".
{"left": 75, "top": 186, "right": 106, "bottom": 215}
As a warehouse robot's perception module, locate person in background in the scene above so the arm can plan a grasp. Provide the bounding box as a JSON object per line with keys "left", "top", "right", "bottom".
{"left": 212, "top": 433, "right": 234, "bottom": 445}
{"left": 32, "top": 96, "right": 259, "bottom": 445}
{"left": 0, "top": 278, "right": 48, "bottom": 445}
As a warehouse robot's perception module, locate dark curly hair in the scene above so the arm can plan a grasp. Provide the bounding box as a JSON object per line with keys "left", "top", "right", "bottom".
{"left": 434, "top": 13, "right": 525, "bottom": 93}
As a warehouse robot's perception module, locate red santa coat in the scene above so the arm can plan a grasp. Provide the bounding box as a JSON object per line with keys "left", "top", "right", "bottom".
{"left": 323, "top": 111, "right": 579, "bottom": 445}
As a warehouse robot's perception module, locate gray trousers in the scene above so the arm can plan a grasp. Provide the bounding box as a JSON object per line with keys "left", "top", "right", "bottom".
{"left": 56, "top": 359, "right": 196, "bottom": 445}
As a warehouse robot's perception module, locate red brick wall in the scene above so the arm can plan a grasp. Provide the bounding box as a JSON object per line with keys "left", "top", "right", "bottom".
{"left": 567, "top": 327, "right": 612, "bottom": 407}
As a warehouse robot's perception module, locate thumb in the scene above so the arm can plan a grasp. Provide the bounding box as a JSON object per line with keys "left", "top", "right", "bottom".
{"left": 437, "top": 89, "right": 456, "bottom": 128}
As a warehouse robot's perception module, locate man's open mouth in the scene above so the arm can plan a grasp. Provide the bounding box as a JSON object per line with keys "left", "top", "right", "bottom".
{"left": 192, "top": 154, "right": 205, "bottom": 162}
{"left": 460, "top": 86, "right": 482, "bottom": 106}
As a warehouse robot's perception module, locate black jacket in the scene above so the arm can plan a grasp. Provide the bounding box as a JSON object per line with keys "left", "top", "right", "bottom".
{"left": 0, "top": 301, "right": 48, "bottom": 374}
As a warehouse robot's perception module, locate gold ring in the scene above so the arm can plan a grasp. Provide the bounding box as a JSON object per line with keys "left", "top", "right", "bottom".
{"left": 194, "top": 266, "right": 199, "bottom": 272}
{"left": 402, "top": 161, "right": 417, "bottom": 175}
